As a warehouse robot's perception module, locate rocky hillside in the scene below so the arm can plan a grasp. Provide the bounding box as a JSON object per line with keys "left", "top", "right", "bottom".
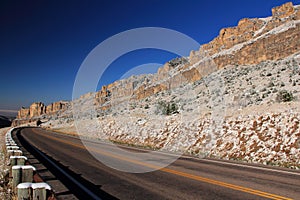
{"left": 13, "top": 2, "right": 300, "bottom": 168}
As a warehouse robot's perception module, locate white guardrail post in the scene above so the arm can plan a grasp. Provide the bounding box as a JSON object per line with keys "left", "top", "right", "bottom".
{"left": 10, "top": 156, "right": 27, "bottom": 166}
{"left": 32, "top": 182, "right": 52, "bottom": 200}
{"left": 17, "top": 182, "right": 51, "bottom": 200}
{"left": 21, "top": 165, "right": 36, "bottom": 183}
{"left": 7, "top": 149, "right": 23, "bottom": 157}
{"left": 17, "top": 182, "right": 32, "bottom": 200}
{"left": 12, "top": 165, "right": 36, "bottom": 191}
{"left": 12, "top": 165, "right": 22, "bottom": 191}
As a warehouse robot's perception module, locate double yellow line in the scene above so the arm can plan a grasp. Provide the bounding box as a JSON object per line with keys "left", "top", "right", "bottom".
{"left": 30, "top": 128, "right": 293, "bottom": 200}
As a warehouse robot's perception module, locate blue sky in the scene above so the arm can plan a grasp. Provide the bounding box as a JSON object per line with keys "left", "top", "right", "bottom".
{"left": 1, "top": 0, "right": 299, "bottom": 115}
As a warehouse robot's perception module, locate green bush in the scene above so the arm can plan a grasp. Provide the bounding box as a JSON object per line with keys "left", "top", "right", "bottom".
{"left": 155, "top": 100, "right": 179, "bottom": 115}
{"left": 276, "top": 90, "right": 294, "bottom": 102}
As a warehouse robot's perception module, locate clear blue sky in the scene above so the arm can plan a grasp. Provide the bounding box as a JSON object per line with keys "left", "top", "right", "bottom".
{"left": 1, "top": 0, "right": 299, "bottom": 115}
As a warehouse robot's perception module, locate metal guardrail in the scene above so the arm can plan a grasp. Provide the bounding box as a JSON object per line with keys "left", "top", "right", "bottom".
{"left": 5, "top": 128, "right": 52, "bottom": 200}
{"left": 13, "top": 127, "right": 103, "bottom": 200}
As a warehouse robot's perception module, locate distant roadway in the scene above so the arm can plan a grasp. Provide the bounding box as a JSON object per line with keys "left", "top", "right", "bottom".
{"left": 15, "top": 127, "right": 300, "bottom": 200}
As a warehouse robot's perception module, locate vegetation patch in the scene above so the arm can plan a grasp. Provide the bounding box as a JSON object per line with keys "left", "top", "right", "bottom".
{"left": 276, "top": 90, "right": 294, "bottom": 102}
{"left": 155, "top": 100, "right": 179, "bottom": 115}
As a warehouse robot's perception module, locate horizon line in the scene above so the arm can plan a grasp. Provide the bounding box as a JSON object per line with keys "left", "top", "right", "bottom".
{"left": 0, "top": 109, "right": 18, "bottom": 113}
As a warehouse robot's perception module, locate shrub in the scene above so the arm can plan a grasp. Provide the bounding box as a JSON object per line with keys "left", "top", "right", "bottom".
{"left": 168, "top": 57, "right": 188, "bottom": 67}
{"left": 155, "top": 100, "right": 179, "bottom": 115}
{"left": 276, "top": 90, "right": 294, "bottom": 102}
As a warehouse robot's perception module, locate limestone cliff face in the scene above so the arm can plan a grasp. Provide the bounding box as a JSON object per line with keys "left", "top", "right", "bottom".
{"left": 134, "top": 83, "right": 168, "bottom": 100}
{"left": 46, "top": 101, "right": 68, "bottom": 115}
{"left": 97, "top": 2, "right": 300, "bottom": 103}
{"left": 29, "top": 102, "right": 45, "bottom": 118}
{"left": 192, "top": 2, "right": 300, "bottom": 69}
{"left": 13, "top": 101, "right": 69, "bottom": 126}
{"left": 17, "top": 107, "right": 30, "bottom": 119}
{"left": 272, "top": 2, "right": 295, "bottom": 18}
{"left": 13, "top": 2, "right": 300, "bottom": 125}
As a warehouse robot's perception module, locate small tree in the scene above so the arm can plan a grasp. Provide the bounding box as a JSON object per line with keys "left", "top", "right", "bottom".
{"left": 169, "top": 102, "right": 179, "bottom": 114}
{"left": 155, "top": 100, "right": 179, "bottom": 115}
{"left": 276, "top": 90, "right": 294, "bottom": 102}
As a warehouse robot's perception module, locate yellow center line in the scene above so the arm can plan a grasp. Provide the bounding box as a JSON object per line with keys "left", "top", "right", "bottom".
{"left": 30, "top": 128, "right": 293, "bottom": 200}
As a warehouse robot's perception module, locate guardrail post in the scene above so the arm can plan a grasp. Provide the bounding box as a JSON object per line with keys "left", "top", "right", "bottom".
{"left": 32, "top": 183, "right": 51, "bottom": 200}
{"left": 10, "top": 156, "right": 18, "bottom": 166}
{"left": 22, "top": 165, "right": 36, "bottom": 183}
{"left": 17, "top": 182, "right": 32, "bottom": 200}
{"left": 7, "top": 149, "right": 23, "bottom": 158}
{"left": 6, "top": 145, "right": 19, "bottom": 151}
{"left": 6, "top": 140, "right": 16, "bottom": 146}
{"left": 12, "top": 166, "right": 22, "bottom": 191}
{"left": 17, "top": 182, "right": 52, "bottom": 200}
{"left": 10, "top": 156, "right": 27, "bottom": 166}
{"left": 12, "top": 165, "right": 36, "bottom": 192}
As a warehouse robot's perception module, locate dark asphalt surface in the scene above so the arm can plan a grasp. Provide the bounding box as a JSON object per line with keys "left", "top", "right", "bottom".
{"left": 16, "top": 127, "right": 300, "bottom": 200}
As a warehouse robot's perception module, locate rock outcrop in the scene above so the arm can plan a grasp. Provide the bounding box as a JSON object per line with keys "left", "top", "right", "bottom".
{"left": 46, "top": 101, "right": 68, "bottom": 115}
{"left": 192, "top": 2, "right": 300, "bottom": 69}
{"left": 98, "top": 2, "right": 300, "bottom": 104}
{"left": 13, "top": 101, "right": 69, "bottom": 126}
{"left": 17, "top": 107, "right": 30, "bottom": 119}
{"left": 272, "top": 2, "right": 295, "bottom": 18}
{"left": 29, "top": 102, "right": 45, "bottom": 118}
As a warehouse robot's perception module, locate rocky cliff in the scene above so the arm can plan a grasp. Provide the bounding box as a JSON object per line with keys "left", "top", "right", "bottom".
{"left": 93, "top": 2, "right": 300, "bottom": 105}
{"left": 193, "top": 2, "right": 300, "bottom": 68}
{"left": 13, "top": 101, "right": 69, "bottom": 126}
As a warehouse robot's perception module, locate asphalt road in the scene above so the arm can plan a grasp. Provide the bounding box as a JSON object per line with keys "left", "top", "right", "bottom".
{"left": 16, "top": 127, "right": 300, "bottom": 200}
